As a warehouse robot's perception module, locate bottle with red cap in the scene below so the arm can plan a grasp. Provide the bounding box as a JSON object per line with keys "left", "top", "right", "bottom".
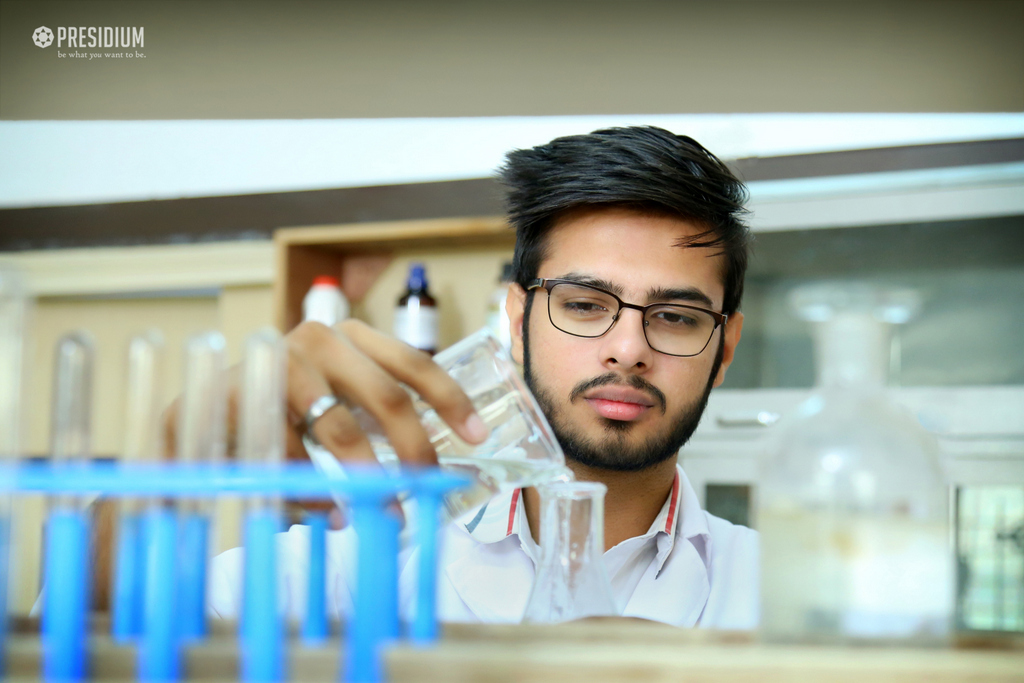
{"left": 394, "top": 263, "right": 438, "bottom": 355}
{"left": 302, "top": 276, "right": 349, "bottom": 327}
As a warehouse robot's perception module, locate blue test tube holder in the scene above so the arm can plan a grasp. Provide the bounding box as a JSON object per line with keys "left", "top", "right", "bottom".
{"left": 42, "top": 507, "right": 91, "bottom": 682}
{"left": 178, "top": 512, "right": 210, "bottom": 641}
{"left": 112, "top": 511, "right": 144, "bottom": 642}
{"left": 140, "top": 506, "right": 180, "bottom": 681}
{"left": 4, "top": 462, "right": 469, "bottom": 683}
{"left": 302, "top": 511, "right": 329, "bottom": 645}
{"left": 242, "top": 507, "right": 283, "bottom": 682}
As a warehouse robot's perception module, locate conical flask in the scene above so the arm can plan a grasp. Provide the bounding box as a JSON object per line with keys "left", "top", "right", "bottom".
{"left": 522, "top": 481, "right": 619, "bottom": 623}
{"left": 758, "top": 283, "right": 952, "bottom": 643}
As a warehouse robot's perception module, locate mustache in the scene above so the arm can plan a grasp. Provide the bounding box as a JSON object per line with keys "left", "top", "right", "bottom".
{"left": 568, "top": 373, "right": 667, "bottom": 414}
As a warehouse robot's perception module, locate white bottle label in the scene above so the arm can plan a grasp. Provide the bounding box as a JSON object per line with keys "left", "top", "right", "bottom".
{"left": 394, "top": 304, "right": 438, "bottom": 351}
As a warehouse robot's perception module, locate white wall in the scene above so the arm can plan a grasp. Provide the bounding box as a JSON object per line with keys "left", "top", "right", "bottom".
{"left": 2, "top": 114, "right": 1023, "bottom": 208}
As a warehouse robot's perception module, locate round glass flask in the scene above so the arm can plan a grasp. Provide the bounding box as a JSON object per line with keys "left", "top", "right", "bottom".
{"left": 758, "top": 283, "right": 952, "bottom": 643}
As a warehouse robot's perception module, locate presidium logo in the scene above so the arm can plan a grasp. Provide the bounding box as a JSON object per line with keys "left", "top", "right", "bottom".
{"left": 33, "top": 26, "right": 53, "bottom": 48}
{"left": 31, "top": 24, "right": 146, "bottom": 59}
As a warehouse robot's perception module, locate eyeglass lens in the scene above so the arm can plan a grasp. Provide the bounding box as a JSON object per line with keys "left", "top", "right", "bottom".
{"left": 547, "top": 282, "right": 717, "bottom": 356}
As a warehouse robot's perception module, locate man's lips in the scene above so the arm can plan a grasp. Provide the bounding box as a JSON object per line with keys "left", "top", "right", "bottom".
{"left": 583, "top": 388, "right": 655, "bottom": 421}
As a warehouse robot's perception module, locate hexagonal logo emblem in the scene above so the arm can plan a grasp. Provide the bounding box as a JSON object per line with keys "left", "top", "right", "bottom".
{"left": 33, "top": 26, "right": 54, "bottom": 48}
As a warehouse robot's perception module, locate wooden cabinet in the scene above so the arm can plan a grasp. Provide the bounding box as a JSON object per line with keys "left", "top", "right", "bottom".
{"left": 273, "top": 217, "right": 515, "bottom": 347}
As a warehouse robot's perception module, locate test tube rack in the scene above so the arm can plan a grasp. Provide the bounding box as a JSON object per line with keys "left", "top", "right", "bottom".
{"left": 0, "top": 461, "right": 468, "bottom": 682}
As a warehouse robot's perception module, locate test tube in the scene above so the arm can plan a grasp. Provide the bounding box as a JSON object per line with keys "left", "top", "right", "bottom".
{"left": 238, "top": 328, "right": 286, "bottom": 681}
{"left": 175, "top": 331, "right": 228, "bottom": 468}
{"left": 0, "top": 266, "right": 28, "bottom": 676}
{"left": 346, "top": 491, "right": 402, "bottom": 683}
{"left": 139, "top": 497, "right": 180, "bottom": 681}
{"left": 175, "top": 331, "right": 226, "bottom": 641}
{"left": 237, "top": 328, "right": 286, "bottom": 500}
{"left": 123, "top": 330, "right": 166, "bottom": 465}
{"left": 0, "top": 265, "right": 26, "bottom": 460}
{"left": 49, "top": 332, "right": 94, "bottom": 503}
{"left": 43, "top": 331, "right": 95, "bottom": 681}
{"left": 112, "top": 330, "right": 165, "bottom": 642}
{"left": 301, "top": 512, "right": 328, "bottom": 645}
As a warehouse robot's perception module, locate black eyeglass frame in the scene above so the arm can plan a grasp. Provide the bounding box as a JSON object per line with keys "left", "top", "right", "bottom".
{"left": 526, "top": 278, "right": 729, "bottom": 358}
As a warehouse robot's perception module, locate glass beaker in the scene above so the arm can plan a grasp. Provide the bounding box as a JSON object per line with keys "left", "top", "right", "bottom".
{"left": 758, "top": 283, "right": 953, "bottom": 643}
{"left": 522, "top": 481, "right": 619, "bottom": 624}
{"left": 305, "top": 327, "right": 571, "bottom": 519}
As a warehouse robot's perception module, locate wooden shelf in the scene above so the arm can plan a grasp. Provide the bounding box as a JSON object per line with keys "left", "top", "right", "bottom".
{"left": 273, "top": 216, "right": 514, "bottom": 338}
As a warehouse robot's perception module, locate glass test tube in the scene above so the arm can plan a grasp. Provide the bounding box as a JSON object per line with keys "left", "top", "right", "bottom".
{"left": 112, "top": 331, "right": 164, "bottom": 642}
{"left": 123, "top": 331, "right": 166, "bottom": 467}
{"left": 0, "top": 266, "right": 26, "bottom": 459}
{"left": 0, "top": 266, "right": 27, "bottom": 676}
{"left": 175, "top": 331, "right": 226, "bottom": 641}
{"left": 238, "top": 328, "right": 287, "bottom": 681}
{"left": 176, "top": 332, "right": 227, "bottom": 478}
{"left": 238, "top": 328, "right": 286, "bottom": 506}
{"left": 49, "top": 332, "right": 94, "bottom": 510}
{"left": 43, "top": 332, "right": 95, "bottom": 681}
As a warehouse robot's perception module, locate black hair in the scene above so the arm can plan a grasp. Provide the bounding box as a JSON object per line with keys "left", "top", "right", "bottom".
{"left": 499, "top": 126, "right": 750, "bottom": 315}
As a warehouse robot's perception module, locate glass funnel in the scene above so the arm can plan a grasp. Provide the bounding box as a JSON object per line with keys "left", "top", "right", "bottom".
{"left": 522, "top": 481, "right": 619, "bottom": 624}
{"left": 758, "top": 283, "right": 953, "bottom": 643}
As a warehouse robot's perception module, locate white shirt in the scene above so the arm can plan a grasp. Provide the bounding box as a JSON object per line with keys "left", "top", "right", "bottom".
{"left": 208, "top": 464, "right": 759, "bottom": 629}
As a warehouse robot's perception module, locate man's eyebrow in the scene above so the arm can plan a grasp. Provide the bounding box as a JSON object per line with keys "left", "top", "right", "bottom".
{"left": 557, "top": 273, "right": 716, "bottom": 309}
{"left": 646, "top": 286, "right": 715, "bottom": 309}
{"left": 557, "top": 273, "right": 625, "bottom": 298}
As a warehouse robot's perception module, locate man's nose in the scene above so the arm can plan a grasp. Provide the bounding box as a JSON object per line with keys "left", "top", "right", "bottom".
{"left": 599, "top": 308, "right": 653, "bottom": 370}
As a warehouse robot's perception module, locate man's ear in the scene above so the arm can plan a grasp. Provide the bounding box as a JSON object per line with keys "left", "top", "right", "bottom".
{"left": 506, "top": 283, "right": 527, "bottom": 365}
{"left": 713, "top": 311, "right": 744, "bottom": 388}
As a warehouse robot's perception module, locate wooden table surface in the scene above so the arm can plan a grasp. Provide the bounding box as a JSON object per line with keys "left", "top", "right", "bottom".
{"left": 6, "top": 618, "right": 1023, "bottom": 682}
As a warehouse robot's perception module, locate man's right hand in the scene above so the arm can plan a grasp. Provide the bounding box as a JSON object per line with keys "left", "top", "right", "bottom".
{"left": 164, "top": 319, "right": 489, "bottom": 467}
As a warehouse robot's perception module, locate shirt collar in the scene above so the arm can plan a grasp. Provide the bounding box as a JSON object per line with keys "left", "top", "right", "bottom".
{"left": 462, "top": 486, "right": 522, "bottom": 545}
{"left": 463, "top": 464, "right": 709, "bottom": 571}
{"left": 657, "top": 465, "right": 711, "bottom": 573}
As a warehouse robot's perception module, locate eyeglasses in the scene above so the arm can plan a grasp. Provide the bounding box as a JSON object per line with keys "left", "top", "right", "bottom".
{"left": 527, "top": 278, "right": 727, "bottom": 358}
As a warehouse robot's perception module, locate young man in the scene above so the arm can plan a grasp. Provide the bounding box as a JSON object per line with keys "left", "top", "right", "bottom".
{"left": 209, "top": 126, "right": 757, "bottom": 628}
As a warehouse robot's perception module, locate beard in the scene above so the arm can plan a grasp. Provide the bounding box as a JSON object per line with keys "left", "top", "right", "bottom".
{"left": 522, "top": 295, "right": 723, "bottom": 473}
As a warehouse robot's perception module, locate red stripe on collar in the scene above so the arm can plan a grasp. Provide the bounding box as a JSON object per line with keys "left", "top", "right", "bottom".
{"left": 506, "top": 488, "right": 521, "bottom": 537}
{"left": 664, "top": 471, "right": 680, "bottom": 535}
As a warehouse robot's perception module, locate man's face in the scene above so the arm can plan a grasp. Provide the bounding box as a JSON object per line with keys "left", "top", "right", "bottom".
{"left": 506, "top": 207, "right": 744, "bottom": 472}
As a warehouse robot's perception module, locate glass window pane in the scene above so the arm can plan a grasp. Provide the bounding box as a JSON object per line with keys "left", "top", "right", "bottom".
{"left": 722, "top": 215, "right": 1024, "bottom": 389}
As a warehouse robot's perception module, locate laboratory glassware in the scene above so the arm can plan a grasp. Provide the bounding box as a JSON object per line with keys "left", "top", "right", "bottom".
{"left": 758, "top": 283, "right": 952, "bottom": 643}
{"left": 44, "top": 331, "right": 95, "bottom": 679}
{"left": 0, "top": 266, "right": 26, "bottom": 460}
{"left": 305, "top": 327, "right": 571, "bottom": 521}
{"left": 112, "top": 330, "right": 165, "bottom": 642}
{"left": 174, "top": 331, "right": 227, "bottom": 641}
{"left": 238, "top": 328, "right": 288, "bottom": 680}
{"left": 522, "top": 481, "right": 619, "bottom": 623}
{"left": 0, "top": 266, "right": 27, "bottom": 675}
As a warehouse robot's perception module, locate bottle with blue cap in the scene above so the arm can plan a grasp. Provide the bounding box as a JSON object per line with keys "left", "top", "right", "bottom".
{"left": 394, "top": 263, "right": 438, "bottom": 355}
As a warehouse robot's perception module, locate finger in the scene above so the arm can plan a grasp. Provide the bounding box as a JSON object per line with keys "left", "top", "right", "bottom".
{"left": 289, "top": 322, "right": 436, "bottom": 467}
{"left": 286, "top": 424, "right": 308, "bottom": 461}
{"left": 285, "top": 343, "right": 378, "bottom": 466}
{"left": 308, "top": 401, "right": 381, "bottom": 468}
{"left": 338, "top": 319, "right": 489, "bottom": 445}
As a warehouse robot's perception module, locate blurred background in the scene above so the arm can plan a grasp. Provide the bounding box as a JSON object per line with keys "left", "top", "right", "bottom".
{"left": 0, "top": 0, "right": 1021, "bottom": 629}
